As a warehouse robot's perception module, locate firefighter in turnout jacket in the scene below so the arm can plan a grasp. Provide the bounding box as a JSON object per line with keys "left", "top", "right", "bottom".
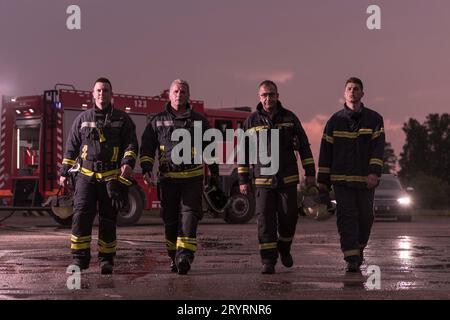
{"left": 238, "top": 80, "right": 316, "bottom": 274}
{"left": 140, "top": 79, "right": 219, "bottom": 275}
{"left": 59, "top": 78, "right": 138, "bottom": 274}
{"left": 318, "top": 77, "right": 385, "bottom": 272}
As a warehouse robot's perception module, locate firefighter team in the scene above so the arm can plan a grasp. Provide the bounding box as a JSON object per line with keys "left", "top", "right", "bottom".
{"left": 60, "top": 76, "right": 385, "bottom": 275}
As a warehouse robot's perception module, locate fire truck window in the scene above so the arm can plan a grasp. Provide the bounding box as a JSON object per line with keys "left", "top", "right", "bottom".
{"left": 16, "top": 125, "right": 40, "bottom": 176}
{"left": 214, "top": 120, "right": 232, "bottom": 136}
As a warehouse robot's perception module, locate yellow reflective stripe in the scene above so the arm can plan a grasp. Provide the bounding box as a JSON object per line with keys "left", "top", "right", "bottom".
{"left": 333, "top": 129, "right": 374, "bottom": 139}
{"left": 185, "top": 165, "right": 204, "bottom": 172}
{"left": 98, "top": 246, "right": 116, "bottom": 254}
{"left": 369, "top": 158, "right": 384, "bottom": 167}
{"left": 118, "top": 176, "right": 133, "bottom": 186}
{"left": 80, "top": 167, "right": 120, "bottom": 179}
{"left": 176, "top": 238, "right": 197, "bottom": 252}
{"left": 283, "top": 175, "right": 299, "bottom": 184}
{"left": 62, "top": 158, "right": 76, "bottom": 166}
{"left": 71, "top": 242, "right": 91, "bottom": 250}
{"left": 318, "top": 167, "right": 331, "bottom": 174}
{"left": 98, "top": 239, "right": 117, "bottom": 248}
{"left": 323, "top": 134, "right": 334, "bottom": 144}
{"left": 160, "top": 145, "right": 165, "bottom": 152}
{"left": 371, "top": 128, "right": 385, "bottom": 140}
{"left": 344, "top": 249, "right": 361, "bottom": 258}
{"left": 259, "top": 242, "right": 277, "bottom": 250}
{"left": 71, "top": 235, "right": 92, "bottom": 243}
{"left": 111, "top": 147, "right": 119, "bottom": 162}
{"left": 238, "top": 167, "right": 249, "bottom": 174}
{"left": 301, "top": 157, "right": 315, "bottom": 166}
{"left": 81, "top": 145, "right": 88, "bottom": 160}
{"left": 177, "top": 237, "right": 197, "bottom": 243}
{"left": 140, "top": 156, "right": 155, "bottom": 164}
{"left": 333, "top": 131, "right": 358, "bottom": 138}
{"left": 124, "top": 151, "right": 137, "bottom": 159}
{"left": 358, "top": 128, "right": 373, "bottom": 135}
{"left": 164, "top": 167, "right": 204, "bottom": 179}
{"left": 248, "top": 125, "right": 269, "bottom": 134}
{"left": 331, "top": 175, "right": 367, "bottom": 182}
{"left": 278, "top": 236, "right": 293, "bottom": 242}
{"left": 255, "top": 178, "right": 272, "bottom": 185}
{"left": 98, "top": 128, "right": 106, "bottom": 143}
{"left": 166, "top": 240, "right": 176, "bottom": 251}
{"left": 275, "top": 122, "right": 294, "bottom": 128}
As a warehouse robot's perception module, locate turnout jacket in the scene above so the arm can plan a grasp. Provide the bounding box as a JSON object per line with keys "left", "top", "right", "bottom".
{"left": 317, "top": 104, "right": 385, "bottom": 189}
{"left": 60, "top": 104, "right": 138, "bottom": 180}
{"left": 238, "top": 102, "right": 315, "bottom": 188}
{"left": 140, "top": 103, "right": 218, "bottom": 181}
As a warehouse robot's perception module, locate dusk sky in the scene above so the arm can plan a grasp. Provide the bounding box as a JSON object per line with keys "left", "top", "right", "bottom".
{"left": 1, "top": 0, "right": 450, "bottom": 162}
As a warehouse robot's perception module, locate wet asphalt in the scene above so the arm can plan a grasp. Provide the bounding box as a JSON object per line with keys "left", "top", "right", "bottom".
{"left": 1, "top": 212, "right": 450, "bottom": 300}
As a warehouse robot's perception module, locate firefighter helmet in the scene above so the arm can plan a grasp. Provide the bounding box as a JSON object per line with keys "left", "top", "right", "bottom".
{"left": 203, "top": 184, "right": 229, "bottom": 214}
{"left": 300, "top": 185, "right": 336, "bottom": 221}
{"left": 50, "top": 194, "right": 74, "bottom": 219}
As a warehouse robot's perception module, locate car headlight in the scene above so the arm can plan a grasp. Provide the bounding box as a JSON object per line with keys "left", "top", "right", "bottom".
{"left": 397, "top": 197, "right": 411, "bottom": 206}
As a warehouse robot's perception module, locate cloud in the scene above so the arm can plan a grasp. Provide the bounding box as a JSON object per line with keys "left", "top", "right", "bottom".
{"left": 235, "top": 71, "right": 295, "bottom": 84}
{"left": 301, "top": 114, "right": 329, "bottom": 161}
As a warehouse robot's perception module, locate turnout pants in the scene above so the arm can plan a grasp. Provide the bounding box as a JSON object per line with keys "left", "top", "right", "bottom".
{"left": 71, "top": 174, "right": 118, "bottom": 264}
{"left": 334, "top": 185, "right": 375, "bottom": 261}
{"left": 256, "top": 185, "right": 298, "bottom": 265}
{"left": 159, "top": 178, "right": 203, "bottom": 264}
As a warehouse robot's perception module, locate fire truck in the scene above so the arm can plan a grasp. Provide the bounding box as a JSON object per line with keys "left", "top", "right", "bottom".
{"left": 0, "top": 86, "right": 255, "bottom": 226}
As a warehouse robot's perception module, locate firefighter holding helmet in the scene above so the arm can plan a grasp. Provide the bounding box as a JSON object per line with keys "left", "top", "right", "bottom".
{"left": 140, "top": 79, "right": 219, "bottom": 275}
{"left": 59, "top": 78, "right": 138, "bottom": 275}
{"left": 238, "top": 80, "right": 316, "bottom": 274}
{"left": 318, "top": 77, "right": 385, "bottom": 272}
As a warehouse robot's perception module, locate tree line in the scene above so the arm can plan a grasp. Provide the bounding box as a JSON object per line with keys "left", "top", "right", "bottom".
{"left": 385, "top": 113, "right": 450, "bottom": 209}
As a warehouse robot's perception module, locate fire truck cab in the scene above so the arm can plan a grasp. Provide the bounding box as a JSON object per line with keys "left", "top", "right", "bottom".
{"left": 0, "top": 87, "right": 255, "bottom": 226}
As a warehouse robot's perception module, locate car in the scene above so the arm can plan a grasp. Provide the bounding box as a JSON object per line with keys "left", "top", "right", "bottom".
{"left": 374, "top": 174, "right": 413, "bottom": 222}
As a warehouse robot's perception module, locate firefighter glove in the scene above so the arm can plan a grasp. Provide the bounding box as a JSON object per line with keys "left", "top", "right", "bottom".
{"left": 106, "top": 180, "right": 126, "bottom": 211}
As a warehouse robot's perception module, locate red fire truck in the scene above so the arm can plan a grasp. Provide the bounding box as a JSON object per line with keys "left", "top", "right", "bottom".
{"left": 0, "top": 86, "right": 255, "bottom": 226}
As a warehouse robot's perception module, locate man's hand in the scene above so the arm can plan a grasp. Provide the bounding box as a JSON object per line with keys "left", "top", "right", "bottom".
{"left": 305, "top": 176, "right": 316, "bottom": 187}
{"left": 59, "top": 176, "right": 67, "bottom": 187}
{"left": 367, "top": 174, "right": 379, "bottom": 189}
{"left": 240, "top": 184, "right": 249, "bottom": 195}
{"left": 120, "top": 164, "right": 133, "bottom": 179}
{"left": 143, "top": 172, "right": 156, "bottom": 186}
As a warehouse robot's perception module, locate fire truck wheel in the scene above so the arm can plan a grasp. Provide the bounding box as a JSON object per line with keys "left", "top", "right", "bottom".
{"left": 225, "top": 186, "right": 255, "bottom": 224}
{"left": 117, "top": 185, "right": 144, "bottom": 226}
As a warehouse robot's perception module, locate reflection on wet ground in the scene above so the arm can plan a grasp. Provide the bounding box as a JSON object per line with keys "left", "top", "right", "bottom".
{"left": 1, "top": 216, "right": 450, "bottom": 299}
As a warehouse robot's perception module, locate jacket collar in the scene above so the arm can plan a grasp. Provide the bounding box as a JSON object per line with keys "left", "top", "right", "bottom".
{"left": 343, "top": 103, "right": 364, "bottom": 120}
{"left": 166, "top": 102, "right": 192, "bottom": 119}
{"left": 94, "top": 103, "right": 112, "bottom": 115}
{"left": 256, "top": 101, "right": 284, "bottom": 118}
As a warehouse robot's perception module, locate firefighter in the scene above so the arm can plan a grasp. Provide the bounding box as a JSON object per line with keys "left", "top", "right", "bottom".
{"left": 59, "top": 78, "right": 138, "bottom": 275}
{"left": 238, "top": 80, "right": 316, "bottom": 274}
{"left": 318, "top": 77, "right": 385, "bottom": 272}
{"left": 140, "top": 79, "right": 219, "bottom": 275}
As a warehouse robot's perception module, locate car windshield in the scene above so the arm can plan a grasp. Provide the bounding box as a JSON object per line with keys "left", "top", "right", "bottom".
{"left": 378, "top": 178, "right": 402, "bottom": 190}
